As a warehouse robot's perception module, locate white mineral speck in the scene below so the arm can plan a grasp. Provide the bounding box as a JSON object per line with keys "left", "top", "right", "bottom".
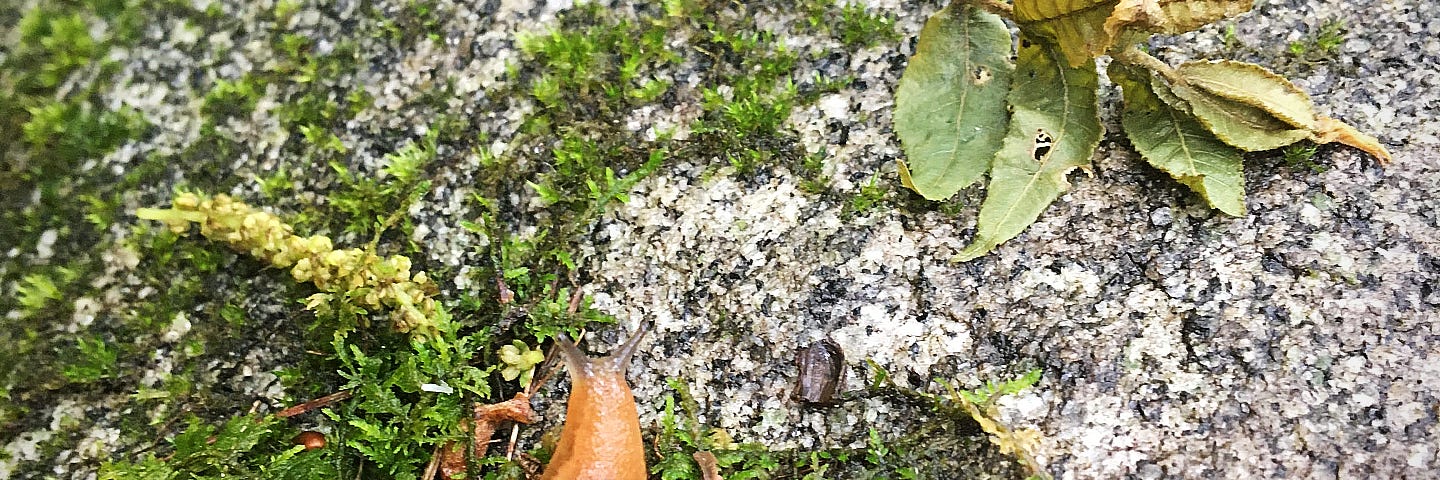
{"left": 163, "top": 312, "right": 191, "bottom": 343}
{"left": 1, "top": 431, "right": 55, "bottom": 478}
{"left": 69, "top": 297, "right": 100, "bottom": 332}
{"left": 49, "top": 401, "right": 84, "bottom": 430}
{"left": 35, "top": 229, "right": 58, "bottom": 259}
{"left": 818, "top": 94, "right": 849, "bottom": 119}
{"left": 1299, "top": 203, "right": 1323, "bottom": 226}
{"left": 1149, "top": 207, "right": 1172, "bottom": 226}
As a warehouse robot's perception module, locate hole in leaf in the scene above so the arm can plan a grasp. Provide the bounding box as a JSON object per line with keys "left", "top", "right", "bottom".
{"left": 1031, "top": 129, "right": 1054, "bottom": 160}
{"left": 971, "top": 66, "right": 992, "bottom": 85}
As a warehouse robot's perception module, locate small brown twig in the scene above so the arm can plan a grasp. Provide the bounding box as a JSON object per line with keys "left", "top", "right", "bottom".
{"left": 694, "top": 451, "right": 725, "bottom": 480}
{"left": 968, "top": 0, "right": 1014, "bottom": 18}
{"left": 565, "top": 286, "right": 583, "bottom": 315}
{"left": 422, "top": 444, "right": 442, "bottom": 480}
{"left": 276, "top": 390, "right": 354, "bottom": 418}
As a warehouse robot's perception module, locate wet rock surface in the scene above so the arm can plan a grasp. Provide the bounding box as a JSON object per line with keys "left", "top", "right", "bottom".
{"left": 3, "top": 0, "right": 1436, "bottom": 478}
{"left": 583, "top": 0, "right": 1440, "bottom": 478}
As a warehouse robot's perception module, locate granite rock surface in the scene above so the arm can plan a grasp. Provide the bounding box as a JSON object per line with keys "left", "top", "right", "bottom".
{"left": 584, "top": 0, "right": 1440, "bottom": 478}
{"left": 3, "top": 0, "right": 1437, "bottom": 478}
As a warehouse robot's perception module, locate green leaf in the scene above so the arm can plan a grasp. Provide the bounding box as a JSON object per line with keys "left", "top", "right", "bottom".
{"left": 1176, "top": 60, "right": 1317, "bottom": 129}
{"left": 894, "top": 3, "right": 1014, "bottom": 200}
{"left": 1153, "top": 75, "right": 1310, "bottom": 151}
{"left": 1014, "top": 0, "right": 1121, "bottom": 66}
{"left": 954, "top": 39, "right": 1103, "bottom": 262}
{"left": 1113, "top": 65, "right": 1246, "bottom": 216}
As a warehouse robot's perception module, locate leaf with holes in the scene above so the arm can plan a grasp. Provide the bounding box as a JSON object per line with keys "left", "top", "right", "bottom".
{"left": 954, "top": 39, "right": 1103, "bottom": 262}
{"left": 895, "top": 3, "right": 1015, "bottom": 200}
{"left": 1113, "top": 64, "right": 1245, "bottom": 216}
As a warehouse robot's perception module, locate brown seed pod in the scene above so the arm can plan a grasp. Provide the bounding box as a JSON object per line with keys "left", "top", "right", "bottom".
{"left": 292, "top": 430, "right": 326, "bottom": 450}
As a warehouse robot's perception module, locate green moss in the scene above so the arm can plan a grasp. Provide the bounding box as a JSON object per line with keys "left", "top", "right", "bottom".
{"left": 802, "top": 0, "right": 901, "bottom": 49}
{"left": 21, "top": 101, "right": 149, "bottom": 174}
{"left": 518, "top": 3, "right": 680, "bottom": 119}
{"left": 201, "top": 74, "right": 266, "bottom": 120}
{"left": 326, "top": 129, "right": 436, "bottom": 243}
{"left": 258, "top": 168, "right": 296, "bottom": 200}
{"left": 650, "top": 378, "right": 782, "bottom": 479}
{"left": 367, "top": 0, "right": 446, "bottom": 48}
{"left": 836, "top": 2, "right": 901, "bottom": 48}
{"left": 798, "top": 150, "right": 831, "bottom": 194}
{"left": 10, "top": 9, "right": 96, "bottom": 94}
{"left": 14, "top": 269, "right": 72, "bottom": 316}
{"left": 1219, "top": 22, "right": 1241, "bottom": 51}
{"left": 1281, "top": 143, "right": 1326, "bottom": 173}
{"left": 647, "top": 372, "right": 1031, "bottom": 479}
{"left": 272, "top": 0, "right": 300, "bottom": 23}
{"left": 1287, "top": 18, "right": 1346, "bottom": 62}
{"left": 1, "top": 1, "right": 151, "bottom": 192}
{"left": 61, "top": 336, "right": 120, "bottom": 384}
{"left": 100, "top": 414, "right": 340, "bottom": 479}
{"left": 845, "top": 173, "right": 889, "bottom": 217}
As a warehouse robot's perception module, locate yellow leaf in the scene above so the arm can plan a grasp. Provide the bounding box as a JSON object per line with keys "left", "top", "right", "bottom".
{"left": 1014, "top": 0, "right": 1121, "bottom": 67}
{"left": 1105, "top": 0, "right": 1253, "bottom": 39}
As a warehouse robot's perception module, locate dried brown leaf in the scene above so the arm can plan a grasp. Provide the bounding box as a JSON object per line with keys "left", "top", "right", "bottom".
{"left": 1312, "top": 117, "right": 1393, "bottom": 164}
{"left": 1105, "top": 0, "right": 1253, "bottom": 39}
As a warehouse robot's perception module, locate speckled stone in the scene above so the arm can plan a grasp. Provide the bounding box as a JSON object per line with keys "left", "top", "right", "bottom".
{"left": 4, "top": 0, "right": 1436, "bottom": 478}
{"left": 578, "top": 0, "right": 1440, "bottom": 479}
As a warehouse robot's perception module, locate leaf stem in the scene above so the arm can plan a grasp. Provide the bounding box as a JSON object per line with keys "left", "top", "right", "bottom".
{"left": 965, "top": 0, "right": 1013, "bottom": 19}
{"left": 1114, "top": 46, "right": 1181, "bottom": 85}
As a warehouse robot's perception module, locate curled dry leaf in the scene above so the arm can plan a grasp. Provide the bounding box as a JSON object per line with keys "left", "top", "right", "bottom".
{"left": 1013, "top": 0, "right": 1121, "bottom": 66}
{"left": 1161, "top": 60, "right": 1392, "bottom": 163}
{"left": 1104, "top": 0, "right": 1253, "bottom": 40}
{"left": 1177, "top": 60, "right": 1317, "bottom": 130}
{"left": 1312, "top": 116, "right": 1393, "bottom": 164}
{"left": 437, "top": 393, "right": 538, "bottom": 479}
{"left": 1155, "top": 75, "right": 1311, "bottom": 152}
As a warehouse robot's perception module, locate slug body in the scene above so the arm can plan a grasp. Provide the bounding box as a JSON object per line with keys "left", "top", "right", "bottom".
{"left": 541, "top": 325, "right": 649, "bottom": 480}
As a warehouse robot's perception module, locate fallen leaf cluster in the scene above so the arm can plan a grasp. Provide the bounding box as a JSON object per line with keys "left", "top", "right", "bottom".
{"left": 895, "top": 0, "right": 1391, "bottom": 261}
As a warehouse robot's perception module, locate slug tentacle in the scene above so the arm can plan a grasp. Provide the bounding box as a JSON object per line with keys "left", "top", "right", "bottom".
{"left": 554, "top": 334, "right": 595, "bottom": 378}
{"left": 607, "top": 321, "right": 650, "bottom": 372}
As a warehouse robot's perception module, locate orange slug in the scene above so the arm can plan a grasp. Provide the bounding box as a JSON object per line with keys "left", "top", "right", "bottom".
{"left": 541, "top": 324, "right": 649, "bottom": 480}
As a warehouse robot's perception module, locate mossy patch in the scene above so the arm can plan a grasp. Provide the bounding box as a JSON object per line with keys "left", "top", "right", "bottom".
{"left": 8, "top": 0, "right": 1034, "bottom": 478}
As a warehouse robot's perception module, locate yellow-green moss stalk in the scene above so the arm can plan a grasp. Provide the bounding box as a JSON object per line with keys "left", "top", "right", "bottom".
{"left": 137, "top": 192, "right": 440, "bottom": 338}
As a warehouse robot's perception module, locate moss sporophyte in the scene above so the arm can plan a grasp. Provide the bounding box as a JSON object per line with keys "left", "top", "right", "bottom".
{"left": 137, "top": 192, "right": 440, "bottom": 337}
